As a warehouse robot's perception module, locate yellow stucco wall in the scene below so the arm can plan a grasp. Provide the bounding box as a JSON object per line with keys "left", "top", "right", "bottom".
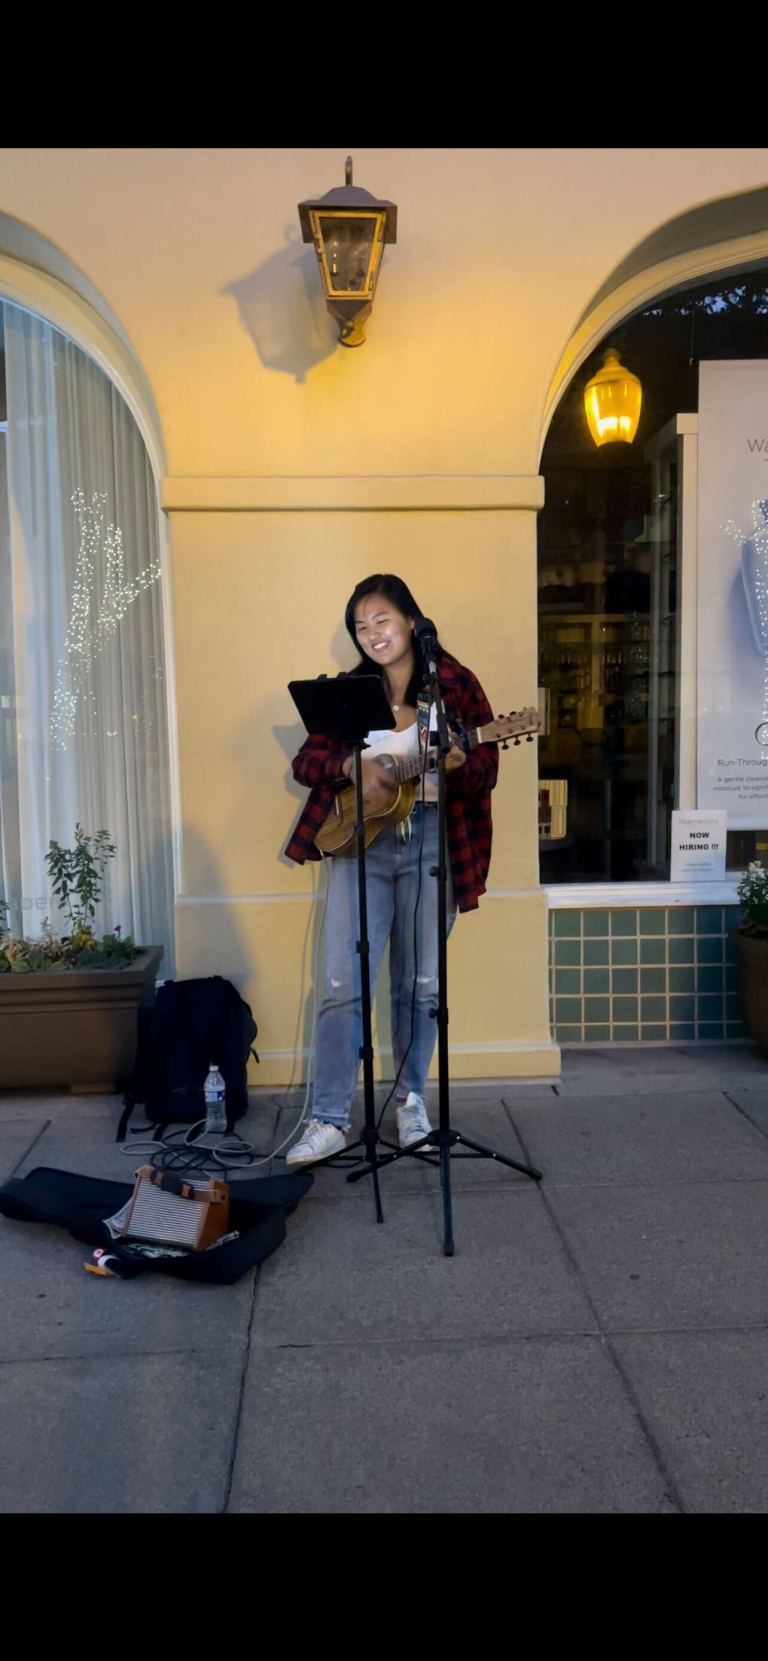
{"left": 2, "top": 148, "right": 768, "bottom": 475}
{"left": 169, "top": 503, "right": 555, "bottom": 1080}
{"left": 2, "top": 147, "right": 768, "bottom": 1080}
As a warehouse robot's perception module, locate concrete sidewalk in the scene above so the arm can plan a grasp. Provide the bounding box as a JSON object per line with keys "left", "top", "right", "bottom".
{"left": 2, "top": 1043, "right": 768, "bottom": 1512}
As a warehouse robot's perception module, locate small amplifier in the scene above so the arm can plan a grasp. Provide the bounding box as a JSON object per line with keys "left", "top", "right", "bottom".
{"left": 122, "top": 1166, "right": 230, "bottom": 1251}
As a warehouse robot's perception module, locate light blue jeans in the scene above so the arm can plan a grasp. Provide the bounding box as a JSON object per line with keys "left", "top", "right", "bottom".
{"left": 313, "top": 803, "right": 457, "bottom": 1129}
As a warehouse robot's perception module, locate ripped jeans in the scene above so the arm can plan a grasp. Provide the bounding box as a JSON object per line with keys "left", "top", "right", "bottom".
{"left": 312, "top": 803, "right": 457, "bottom": 1129}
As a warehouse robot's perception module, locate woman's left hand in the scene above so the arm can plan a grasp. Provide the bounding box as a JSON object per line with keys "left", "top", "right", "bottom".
{"left": 444, "top": 744, "right": 466, "bottom": 772}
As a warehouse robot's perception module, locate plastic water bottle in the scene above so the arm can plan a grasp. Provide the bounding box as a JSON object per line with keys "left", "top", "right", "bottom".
{"left": 204, "top": 1064, "right": 227, "bottom": 1135}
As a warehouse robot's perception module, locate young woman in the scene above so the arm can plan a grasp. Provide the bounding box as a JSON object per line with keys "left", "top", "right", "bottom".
{"left": 284, "top": 574, "right": 499, "bottom": 1167}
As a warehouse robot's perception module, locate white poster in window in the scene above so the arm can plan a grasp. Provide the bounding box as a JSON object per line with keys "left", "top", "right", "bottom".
{"left": 698, "top": 362, "right": 768, "bottom": 826}
{"left": 670, "top": 809, "right": 726, "bottom": 882}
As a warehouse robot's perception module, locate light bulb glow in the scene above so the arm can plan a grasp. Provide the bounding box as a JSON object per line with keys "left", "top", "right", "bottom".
{"left": 584, "top": 349, "right": 642, "bottom": 447}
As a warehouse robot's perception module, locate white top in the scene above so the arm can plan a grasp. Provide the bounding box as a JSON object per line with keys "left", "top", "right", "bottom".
{"left": 364, "top": 712, "right": 438, "bottom": 802}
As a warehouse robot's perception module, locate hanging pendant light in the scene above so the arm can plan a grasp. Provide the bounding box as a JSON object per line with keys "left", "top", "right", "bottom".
{"left": 584, "top": 347, "right": 643, "bottom": 446}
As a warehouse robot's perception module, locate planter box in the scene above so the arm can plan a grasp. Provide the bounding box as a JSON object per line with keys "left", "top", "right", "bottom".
{"left": 0, "top": 946, "right": 163, "bottom": 1092}
{"left": 730, "top": 930, "right": 768, "bottom": 1049}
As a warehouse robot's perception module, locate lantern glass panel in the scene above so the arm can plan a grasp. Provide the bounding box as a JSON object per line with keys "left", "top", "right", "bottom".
{"left": 312, "top": 212, "right": 383, "bottom": 297}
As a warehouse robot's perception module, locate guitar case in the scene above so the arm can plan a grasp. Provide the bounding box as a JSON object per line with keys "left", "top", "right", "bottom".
{"left": 0, "top": 1166, "right": 313, "bottom": 1283}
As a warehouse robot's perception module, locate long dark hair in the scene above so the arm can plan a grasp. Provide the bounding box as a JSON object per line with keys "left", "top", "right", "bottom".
{"left": 344, "top": 573, "right": 445, "bottom": 709}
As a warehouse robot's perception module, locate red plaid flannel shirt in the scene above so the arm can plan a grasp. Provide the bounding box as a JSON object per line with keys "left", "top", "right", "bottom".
{"left": 284, "top": 654, "right": 499, "bottom": 912}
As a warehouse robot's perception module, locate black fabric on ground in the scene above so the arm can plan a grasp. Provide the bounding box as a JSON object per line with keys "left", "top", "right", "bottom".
{"left": 0, "top": 1166, "right": 313, "bottom": 1284}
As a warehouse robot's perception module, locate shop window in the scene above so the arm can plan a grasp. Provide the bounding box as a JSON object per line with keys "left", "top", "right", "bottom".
{"left": 539, "top": 270, "right": 768, "bottom": 884}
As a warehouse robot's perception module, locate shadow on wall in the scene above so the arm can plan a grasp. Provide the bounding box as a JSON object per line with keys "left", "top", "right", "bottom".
{"left": 137, "top": 825, "right": 177, "bottom": 982}
{"left": 178, "top": 822, "right": 251, "bottom": 977}
{"left": 274, "top": 720, "right": 313, "bottom": 870}
{"left": 222, "top": 225, "right": 337, "bottom": 384}
{"left": 224, "top": 699, "right": 321, "bottom": 1087}
{"left": 175, "top": 825, "right": 264, "bottom": 1078}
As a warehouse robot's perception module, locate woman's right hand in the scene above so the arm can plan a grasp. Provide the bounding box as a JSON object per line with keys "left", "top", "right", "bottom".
{"left": 343, "top": 757, "right": 397, "bottom": 812}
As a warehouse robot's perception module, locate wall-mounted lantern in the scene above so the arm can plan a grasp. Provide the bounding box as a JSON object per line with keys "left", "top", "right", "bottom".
{"left": 298, "top": 156, "right": 397, "bottom": 347}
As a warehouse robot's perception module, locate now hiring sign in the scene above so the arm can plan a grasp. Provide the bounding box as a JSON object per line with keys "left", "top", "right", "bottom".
{"left": 670, "top": 811, "right": 727, "bottom": 882}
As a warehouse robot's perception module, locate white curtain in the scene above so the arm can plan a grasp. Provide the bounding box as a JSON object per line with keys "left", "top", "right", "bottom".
{"left": 0, "top": 301, "right": 175, "bottom": 971}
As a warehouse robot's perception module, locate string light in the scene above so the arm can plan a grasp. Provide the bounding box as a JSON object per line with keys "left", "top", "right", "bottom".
{"left": 50, "top": 489, "right": 162, "bottom": 747}
{"left": 724, "top": 498, "right": 768, "bottom": 743}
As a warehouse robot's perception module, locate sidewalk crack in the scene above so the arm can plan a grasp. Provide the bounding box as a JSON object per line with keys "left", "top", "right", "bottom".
{"left": 10, "top": 1118, "right": 52, "bottom": 1178}
{"left": 221, "top": 1269, "right": 260, "bottom": 1515}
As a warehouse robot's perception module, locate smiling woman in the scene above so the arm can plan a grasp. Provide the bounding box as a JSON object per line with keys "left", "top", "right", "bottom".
{"left": 282, "top": 571, "right": 499, "bottom": 1168}
{"left": 352, "top": 591, "right": 414, "bottom": 682}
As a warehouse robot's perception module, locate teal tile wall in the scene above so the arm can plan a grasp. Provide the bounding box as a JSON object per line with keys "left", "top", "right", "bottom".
{"left": 548, "top": 906, "right": 745, "bottom": 1043}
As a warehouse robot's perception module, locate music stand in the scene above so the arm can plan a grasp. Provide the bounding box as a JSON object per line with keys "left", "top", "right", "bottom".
{"left": 288, "top": 674, "right": 395, "bottom": 1224}
{"left": 345, "top": 657, "right": 543, "bottom": 1254}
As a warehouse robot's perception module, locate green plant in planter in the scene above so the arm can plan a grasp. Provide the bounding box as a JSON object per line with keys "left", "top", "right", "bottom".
{"left": 0, "top": 824, "right": 139, "bottom": 973}
{"left": 736, "top": 861, "right": 768, "bottom": 936}
{"left": 46, "top": 824, "right": 116, "bottom": 946}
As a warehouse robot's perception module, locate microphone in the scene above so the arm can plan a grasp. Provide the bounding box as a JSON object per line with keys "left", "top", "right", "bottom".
{"left": 413, "top": 615, "right": 439, "bottom": 675}
{"left": 413, "top": 616, "right": 438, "bottom": 651}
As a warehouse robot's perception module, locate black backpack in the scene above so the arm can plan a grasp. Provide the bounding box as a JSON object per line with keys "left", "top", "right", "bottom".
{"left": 117, "top": 975, "right": 259, "bottom": 1141}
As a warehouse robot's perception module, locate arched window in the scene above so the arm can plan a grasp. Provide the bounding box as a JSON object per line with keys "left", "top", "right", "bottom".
{"left": 0, "top": 299, "right": 175, "bottom": 969}
{"left": 538, "top": 261, "right": 768, "bottom": 891}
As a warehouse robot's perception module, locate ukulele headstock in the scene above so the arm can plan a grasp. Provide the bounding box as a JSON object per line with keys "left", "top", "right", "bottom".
{"left": 483, "top": 707, "right": 541, "bottom": 748}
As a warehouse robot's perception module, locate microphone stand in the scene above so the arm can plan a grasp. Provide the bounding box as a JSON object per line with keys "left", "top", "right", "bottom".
{"left": 324, "top": 735, "right": 386, "bottom": 1224}
{"left": 347, "top": 633, "right": 542, "bottom": 1256}
{"left": 287, "top": 673, "right": 399, "bottom": 1226}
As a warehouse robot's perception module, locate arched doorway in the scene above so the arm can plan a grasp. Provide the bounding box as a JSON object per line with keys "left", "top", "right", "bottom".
{"left": 538, "top": 193, "right": 768, "bottom": 1045}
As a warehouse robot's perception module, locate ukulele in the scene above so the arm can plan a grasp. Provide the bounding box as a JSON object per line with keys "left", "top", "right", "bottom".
{"left": 314, "top": 707, "right": 541, "bottom": 856}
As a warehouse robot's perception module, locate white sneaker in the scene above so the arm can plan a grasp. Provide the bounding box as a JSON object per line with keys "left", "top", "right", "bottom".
{"left": 396, "top": 1092, "right": 434, "bottom": 1150}
{"left": 286, "top": 1119, "right": 347, "bottom": 1168}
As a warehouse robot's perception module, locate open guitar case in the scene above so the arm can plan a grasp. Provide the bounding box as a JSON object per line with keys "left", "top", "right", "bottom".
{"left": 0, "top": 1166, "right": 314, "bottom": 1283}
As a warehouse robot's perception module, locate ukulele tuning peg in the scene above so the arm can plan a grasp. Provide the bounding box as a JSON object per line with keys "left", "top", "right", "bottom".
{"left": 526, "top": 734, "right": 534, "bottom": 742}
{"left": 501, "top": 739, "right": 509, "bottom": 750}
{"left": 497, "top": 714, "right": 504, "bottom": 722}
{"left": 514, "top": 736, "right": 521, "bottom": 746}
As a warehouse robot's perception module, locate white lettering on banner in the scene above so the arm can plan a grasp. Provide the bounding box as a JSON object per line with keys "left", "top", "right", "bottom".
{"left": 698, "top": 364, "right": 768, "bottom": 826}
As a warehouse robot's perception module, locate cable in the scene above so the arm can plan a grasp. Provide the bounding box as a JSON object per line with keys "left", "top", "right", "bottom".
{"left": 265, "top": 854, "right": 329, "bottom": 1159}
{"left": 282, "top": 856, "right": 322, "bottom": 1103}
{"left": 119, "top": 1122, "right": 253, "bottom": 1178}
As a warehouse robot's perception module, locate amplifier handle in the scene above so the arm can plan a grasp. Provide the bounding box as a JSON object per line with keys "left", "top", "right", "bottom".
{"left": 134, "top": 1166, "right": 228, "bottom": 1204}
